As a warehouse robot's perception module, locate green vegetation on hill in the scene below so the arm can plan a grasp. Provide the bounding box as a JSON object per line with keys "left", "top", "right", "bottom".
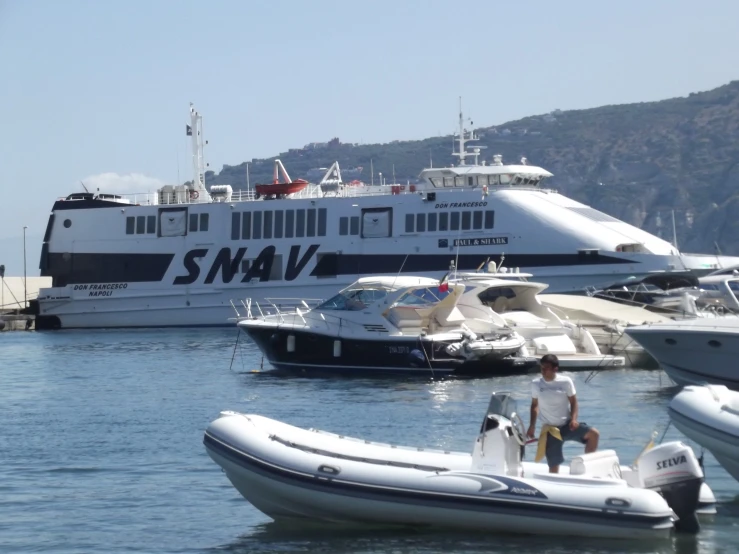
{"left": 209, "top": 81, "right": 739, "bottom": 255}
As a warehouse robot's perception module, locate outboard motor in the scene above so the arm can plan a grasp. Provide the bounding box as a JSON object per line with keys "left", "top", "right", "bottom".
{"left": 636, "top": 441, "right": 704, "bottom": 533}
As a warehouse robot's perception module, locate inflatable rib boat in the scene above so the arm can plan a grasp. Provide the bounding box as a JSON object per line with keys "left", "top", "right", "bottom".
{"left": 669, "top": 384, "right": 739, "bottom": 482}
{"left": 204, "top": 393, "right": 705, "bottom": 538}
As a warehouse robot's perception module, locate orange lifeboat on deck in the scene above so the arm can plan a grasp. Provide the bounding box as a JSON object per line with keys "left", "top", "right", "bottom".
{"left": 255, "top": 159, "right": 309, "bottom": 199}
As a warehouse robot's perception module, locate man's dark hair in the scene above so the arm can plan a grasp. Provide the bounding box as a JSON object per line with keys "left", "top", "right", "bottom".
{"left": 540, "top": 354, "right": 559, "bottom": 368}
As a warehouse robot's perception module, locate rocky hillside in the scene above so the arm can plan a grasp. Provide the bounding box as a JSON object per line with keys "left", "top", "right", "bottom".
{"left": 209, "top": 81, "right": 739, "bottom": 255}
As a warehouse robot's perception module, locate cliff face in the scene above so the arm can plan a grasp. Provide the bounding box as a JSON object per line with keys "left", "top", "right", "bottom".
{"left": 211, "top": 81, "right": 739, "bottom": 255}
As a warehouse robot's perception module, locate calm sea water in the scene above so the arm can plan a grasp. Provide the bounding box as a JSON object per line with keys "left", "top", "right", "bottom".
{"left": 1, "top": 328, "right": 738, "bottom": 554}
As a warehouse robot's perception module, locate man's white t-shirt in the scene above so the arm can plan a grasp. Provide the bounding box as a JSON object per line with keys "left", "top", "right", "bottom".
{"left": 531, "top": 374, "right": 576, "bottom": 426}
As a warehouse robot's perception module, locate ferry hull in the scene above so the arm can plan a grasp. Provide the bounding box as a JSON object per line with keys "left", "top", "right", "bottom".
{"left": 36, "top": 259, "right": 691, "bottom": 329}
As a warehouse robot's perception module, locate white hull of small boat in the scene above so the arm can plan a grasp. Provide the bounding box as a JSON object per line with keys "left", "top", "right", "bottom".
{"left": 204, "top": 394, "right": 705, "bottom": 538}
{"left": 669, "top": 385, "right": 739, "bottom": 482}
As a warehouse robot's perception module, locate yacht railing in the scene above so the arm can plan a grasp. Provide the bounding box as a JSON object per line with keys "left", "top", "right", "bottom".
{"left": 231, "top": 297, "right": 383, "bottom": 334}
{"left": 68, "top": 180, "right": 547, "bottom": 208}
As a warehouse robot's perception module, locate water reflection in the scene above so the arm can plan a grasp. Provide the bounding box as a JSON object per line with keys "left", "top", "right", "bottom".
{"left": 212, "top": 520, "right": 706, "bottom": 554}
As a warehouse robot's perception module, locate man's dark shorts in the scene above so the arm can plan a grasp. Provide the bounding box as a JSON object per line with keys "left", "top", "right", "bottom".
{"left": 545, "top": 420, "right": 592, "bottom": 468}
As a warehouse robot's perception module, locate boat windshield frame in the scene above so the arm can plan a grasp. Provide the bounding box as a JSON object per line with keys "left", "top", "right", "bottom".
{"left": 485, "top": 392, "right": 518, "bottom": 421}
{"left": 315, "top": 287, "right": 389, "bottom": 312}
{"left": 391, "top": 286, "right": 451, "bottom": 308}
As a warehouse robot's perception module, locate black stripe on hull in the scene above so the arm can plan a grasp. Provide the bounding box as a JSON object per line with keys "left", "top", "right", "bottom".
{"left": 42, "top": 253, "right": 175, "bottom": 285}
{"left": 242, "top": 327, "right": 536, "bottom": 376}
{"left": 203, "top": 432, "right": 673, "bottom": 530}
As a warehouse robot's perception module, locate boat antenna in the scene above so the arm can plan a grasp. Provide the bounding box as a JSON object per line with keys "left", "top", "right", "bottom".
{"left": 671, "top": 210, "right": 679, "bottom": 250}
{"left": 390, "top": 254, "right": 410, "bottom": 290}
{"left": 80, "top": 180, "right": 90, "bottom": 193}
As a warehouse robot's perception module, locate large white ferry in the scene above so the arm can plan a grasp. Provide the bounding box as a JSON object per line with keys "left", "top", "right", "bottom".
{"left": 33, "top": 104, "right": 737, "bottom": 329}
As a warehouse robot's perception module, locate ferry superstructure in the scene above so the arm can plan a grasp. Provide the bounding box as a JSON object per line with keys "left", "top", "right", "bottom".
{"left": 34, "top": 104, "right": 735, "bottom": 329}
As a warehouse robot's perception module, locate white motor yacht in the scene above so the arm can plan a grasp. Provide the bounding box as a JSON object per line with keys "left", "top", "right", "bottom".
{"left": 625, "top": 318, "right": 739, "bottom": 389}
{"left": 451, "top": 272, "right": 625, "bottom": 369}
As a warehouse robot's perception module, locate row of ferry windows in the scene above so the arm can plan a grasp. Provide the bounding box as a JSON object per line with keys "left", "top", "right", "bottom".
{"left": 125, "top": 213, "right": 210, "bottom": 235}
{"left": 231, "top": 208, "right": 328, "bottom": 240}
{"left": 429, "top": 175, "right": 539, "bottom": 187}
{"left": 405, "top": 210, "right": 494, "bottom": 233}
{"left": 125, "top": 215, "right": 156, "bottom": 235}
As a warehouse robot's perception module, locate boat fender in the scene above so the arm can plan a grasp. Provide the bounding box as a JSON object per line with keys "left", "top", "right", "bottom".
{"left": 287, "top": 334, "right": 296, "bottom": 352}
{"left": 333, "top": 340, "right": 341, "bottom": 357}
{"left": 408, "top": 349, "right": 426, "bottom": 367}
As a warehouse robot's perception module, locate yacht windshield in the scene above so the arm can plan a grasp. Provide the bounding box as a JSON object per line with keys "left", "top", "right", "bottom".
{"left": 393, "top": 286, "right": 450, "bottom": 307}
{"left": 485, "top": 392, "right": 518, "bottom": 420}
{"left": 316, "top": 288, "right": 388, "bottom": 311}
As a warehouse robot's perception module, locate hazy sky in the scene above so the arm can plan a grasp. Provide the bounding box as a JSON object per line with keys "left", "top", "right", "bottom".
{"left": 1, "top": 0, "right": 738, "bottom": 274}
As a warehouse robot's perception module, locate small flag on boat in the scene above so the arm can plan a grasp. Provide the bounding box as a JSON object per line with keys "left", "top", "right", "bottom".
{"left": 438, "top": 272, "right": 449, "bottom": 293}
{"left": 186, "top": 124, "right": 193, "bottom": 136}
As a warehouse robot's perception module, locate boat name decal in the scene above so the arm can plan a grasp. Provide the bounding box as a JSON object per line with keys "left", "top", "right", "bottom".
{"left": 173, "top": 244, "right": 320, "bottom": 285}
{"left": 73, "top": 283, "right": 129, "bottom": 297}
{"left": 453, "top": 237, "right": 508, "bottom": 247}
{"left": 656, "top": 455, "right": 687, "bottom": 470}
{"left": 508, "top": 486, "right": 539, "bottom": 496}
{"left": 387, "top": 346, "right": 410, "bottom": 354}
{"left": 435, "top": 201, "right": 488, "bottom": 209}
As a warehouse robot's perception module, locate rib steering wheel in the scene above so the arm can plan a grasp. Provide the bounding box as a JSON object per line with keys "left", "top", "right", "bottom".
{"left": 509, "top": 412, "right": 527, "bottom": 446}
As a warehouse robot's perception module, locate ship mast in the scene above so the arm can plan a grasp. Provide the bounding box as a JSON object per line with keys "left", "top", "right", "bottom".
{"left": 451, "top": 97, "right": 482, "bottom": 167}
{"left": 189, "top": 103, "right": 211, "bottom": 202}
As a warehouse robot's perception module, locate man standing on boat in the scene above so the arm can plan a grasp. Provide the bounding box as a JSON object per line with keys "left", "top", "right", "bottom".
{"left": 527, "top": 354, "right": 600, "bottom": 473}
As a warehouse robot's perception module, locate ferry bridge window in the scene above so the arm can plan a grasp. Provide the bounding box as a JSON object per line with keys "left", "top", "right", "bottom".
{"left": 199, "top": 213, "right": 209, "bottom": 232}
{"left": 416, "top": 213, "right": 426, "bottom": 232}
{"left": 339, "top": 216, "right": 349, "bottom": 236}
{"left": 500, "top": 175, "right": 512, "bottom": 185}
{"left": 477, "top": 176, "right": 488, "bottom": 187}
{"left": 296, "top": 209, "right": 306, "bottom": 238}
{"left": 231, "top": 212, "right": 240, "bottom": 240}
{"left": 285, "top": 210, "right": 294, "bottom": 238}
{"left": 462, "top": 211, "right": 471, "bottom": 231}
{"left": 307, "top": 208, "right": 317, "bottom": 237}
{"left": 126, "top": 216, "right": 135, "bottom": 235}
{"left": 450, "top": 212, "right": 460, "bottom": 231}
{"left": 454, "top": 176, "right": 465, "bottom": 187}
{"left": 439, "top": 212, "right": 449, "bottom": 231}
{"left": 443, "top": 177, "right": 454, "bottom": 187}
{"left": 429, "top": 177, "right": 441, "bottom": 187}
{"left": 485, "top": 210, "right": 495, "bottom": 229}
{"left": 263, "top": 210, "right": 273, "bottom": 239}
{"left": 473, "top": 211, "right": 483, "bottom": 230}
{"left": 318, "top": 208, "right": 327, "bottom": 236}
{"left": 242, "top": 212, "right": 251, "bottom": 240}
{"left": 428, "top": 213, "right": 437, "bottom": 232}
{"left": 405, "top": 213, "right": 415, "bottom": 233}
{"left": 147, "top": 215, "right": 156, "bottom": 234}
{"left": 350, "top": 215, "right": 359, "bottom": 235}
{"left": 489, "top": 175, "right": 500, "bottom": 185}
{"left": 274, "top": 210, "right": 284, "bottom": 239}
{"left": 136, "top": 216, "right": 146, "bottom": 234}
{"left": 189, "top": 213, "right": 198, "bottom": 232}
{"left": 253, "top": 211, "right": 262, "bottom": 240}
{"left": 468, "top": 177, "right": 474, "bottom": 187}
